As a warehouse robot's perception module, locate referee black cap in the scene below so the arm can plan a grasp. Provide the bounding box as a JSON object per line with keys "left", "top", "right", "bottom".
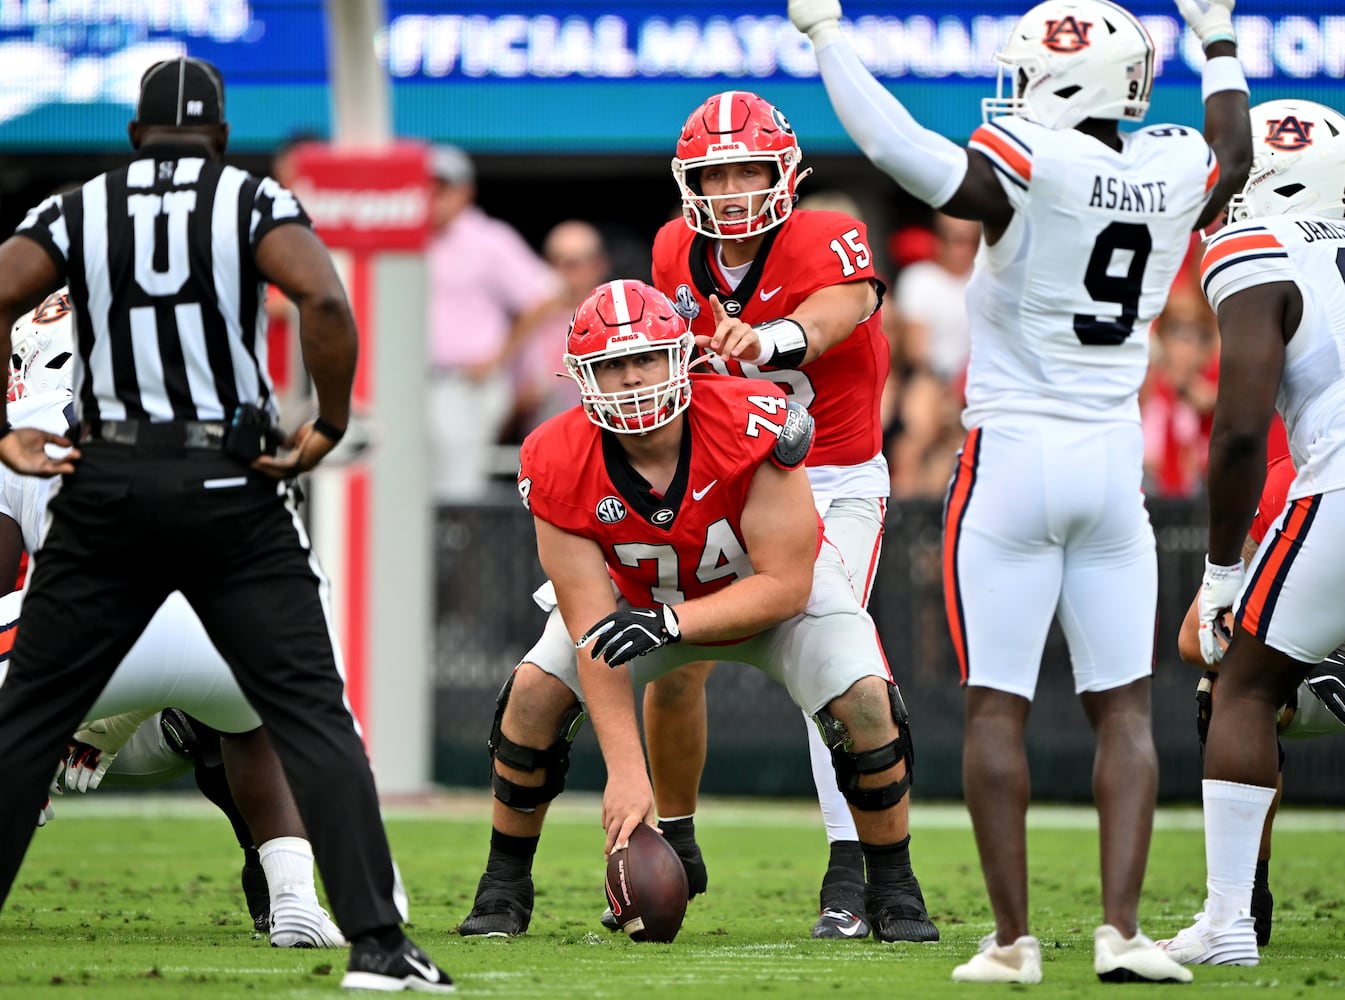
{"left": 135, "top": 57, "right": 225, "bottom": 127}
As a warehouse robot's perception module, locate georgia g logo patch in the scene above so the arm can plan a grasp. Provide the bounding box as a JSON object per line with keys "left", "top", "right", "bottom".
{"left": 596, "top": 496, "right": 627, "bottom": 524}
{"left": 1042, "top": 16, "right": 1092, "bottom": 53}
{"left": 1265, "top": 116, "right": 1315, "bottom": 151}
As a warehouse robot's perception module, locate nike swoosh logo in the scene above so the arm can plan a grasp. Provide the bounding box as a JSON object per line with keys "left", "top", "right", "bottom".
{"left": 760, "top": 286, "right": 783, "bottom": 301}
{"left": 404, "top": 953, "right": 441, "bottom": 983}
{"left": 692, "top": 480, "right": 718, "bottom": 501}
{"left": 836, "top": 922, "right": 865, "bottom": 938}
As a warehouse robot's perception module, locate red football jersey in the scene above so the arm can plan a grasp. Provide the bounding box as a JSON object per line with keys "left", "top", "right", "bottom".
{"left": 651, "top": 209, "right": 887, "bottom": 468}
{"left": 519, "top": 376, "right": 822, "bottom": 608}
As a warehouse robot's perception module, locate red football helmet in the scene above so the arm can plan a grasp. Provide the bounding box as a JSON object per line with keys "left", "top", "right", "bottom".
{"left": 565, "top": 280, "right": 694, "bottom": 434}
{"left": 672, "top": 91, "right": 805, "bottom": 239}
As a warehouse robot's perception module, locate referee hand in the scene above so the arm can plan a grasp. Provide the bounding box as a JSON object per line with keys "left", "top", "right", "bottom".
{"left": 252, "top": 419, "right": 341, "bottom": 479}
{"left": 0, "top": 427, "right": 79, "bottom": 477}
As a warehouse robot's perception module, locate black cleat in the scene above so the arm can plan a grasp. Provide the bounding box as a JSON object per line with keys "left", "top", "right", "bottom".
{"left": 341, "top": 934, "right": 454, "bottom": 993}
{"left": 458, "top": 873, "right": 533, "bottom": 937}
{"left": 813, "top": 881, "right": 870, "bottom": 939}
{"left": 867, "top": 870, "right": 939, "bottom": 943}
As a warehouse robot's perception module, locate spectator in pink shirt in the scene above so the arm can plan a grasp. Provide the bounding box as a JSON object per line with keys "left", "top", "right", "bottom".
{"left": 425, "top": 146, "right": 559, "bottom": 501}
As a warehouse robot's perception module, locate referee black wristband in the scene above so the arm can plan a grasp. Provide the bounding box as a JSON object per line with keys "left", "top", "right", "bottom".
{"left": 312, "top": 417, "right": 346, "bottom": 443}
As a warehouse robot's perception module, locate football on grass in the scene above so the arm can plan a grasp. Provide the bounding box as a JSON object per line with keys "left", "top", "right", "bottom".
{"left": 604, "top": 823, "right": 689, "bottom": 942}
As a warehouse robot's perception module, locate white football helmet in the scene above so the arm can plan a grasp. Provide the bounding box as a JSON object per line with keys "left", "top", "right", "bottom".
{"left": 8, "top": 288, "right": 75, "bottom": 402}
{"left": 1228, "top": 100, "right": 1345, "bottom": 222}
{"left": 982, "top": 0, "right": 1154, "bottom": 130}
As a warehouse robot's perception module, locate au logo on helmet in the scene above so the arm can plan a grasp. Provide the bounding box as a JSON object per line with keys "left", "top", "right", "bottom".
{"left": 1042, "top": 16, "right": 1092, "bottom": 52}
{"left": 1265, "top": 116, "right": 1315, "bottom": 152}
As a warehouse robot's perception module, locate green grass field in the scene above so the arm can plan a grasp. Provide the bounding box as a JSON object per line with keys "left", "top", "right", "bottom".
{"left": 1, "top": 794, "right": 1341, "bottom": 998}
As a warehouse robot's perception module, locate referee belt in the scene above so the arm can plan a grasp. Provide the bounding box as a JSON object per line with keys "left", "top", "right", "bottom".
{"left": 79, "top": 419, "right": 228, "bottom": 450}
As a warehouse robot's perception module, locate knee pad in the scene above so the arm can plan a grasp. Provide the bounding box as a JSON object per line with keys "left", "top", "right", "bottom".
{"left": 488, "top": 670, "right": 586, "bottom": 813}
{"left": 814, "top": 682, "right": 915, "bottom": 812}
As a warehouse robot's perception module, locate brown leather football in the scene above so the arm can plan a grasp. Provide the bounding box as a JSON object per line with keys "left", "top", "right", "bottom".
{"left": 604, "top": 823, "right": 689, "bottom": 942}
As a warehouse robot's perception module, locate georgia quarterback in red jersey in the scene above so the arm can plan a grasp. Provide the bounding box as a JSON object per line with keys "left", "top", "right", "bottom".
{"left": 646, "top": 89, "right": 896, "bottom": 941}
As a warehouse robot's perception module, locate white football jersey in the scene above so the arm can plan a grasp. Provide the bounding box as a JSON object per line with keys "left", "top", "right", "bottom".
{"left": 0, "top": 390, "right": 74, "bottom": 554}
{"left": 963, "top": 116, "right": 1219, "bottom": 426}
{"left": 1202, "top": 214, "right": 1345, "bottom": 499}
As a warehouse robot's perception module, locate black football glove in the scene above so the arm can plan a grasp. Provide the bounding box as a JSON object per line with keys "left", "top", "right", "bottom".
{"left": 578, "top": 605, "right": 681, "bottom": 667}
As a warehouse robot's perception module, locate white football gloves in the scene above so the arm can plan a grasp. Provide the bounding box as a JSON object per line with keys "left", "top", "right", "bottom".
{"left": 1175, "top": 0, "right": 1236, "bottom": 47}
{"left": 61, "top": 709, "right": 154, "bottom": 792}
{"left": 789, "top": 0, "right": 843, "bottom": 43}
{"left": 63, "top": 738, "right": 116, "bottom": 793}
{"left": 1198, "top": 556, "right": 1245, "bottom": 665}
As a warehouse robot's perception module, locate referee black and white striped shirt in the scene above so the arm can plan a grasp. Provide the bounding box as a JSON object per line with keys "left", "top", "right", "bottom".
{"left": 14, "top": 148, "right": 309, "bottom": 427}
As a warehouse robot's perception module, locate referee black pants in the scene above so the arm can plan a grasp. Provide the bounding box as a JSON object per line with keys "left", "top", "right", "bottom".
{"left": 0, "top": 442, "right": 402, "bottom": 937}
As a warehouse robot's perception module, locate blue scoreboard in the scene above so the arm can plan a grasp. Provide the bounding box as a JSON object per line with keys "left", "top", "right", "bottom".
{"left": 1, "top": 1, "right": 1342, "bottom": 152}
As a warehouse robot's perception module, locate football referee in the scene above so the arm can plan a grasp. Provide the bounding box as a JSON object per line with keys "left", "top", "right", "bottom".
{"left": 0, "top": 58, "right": 452, "bottom": 993}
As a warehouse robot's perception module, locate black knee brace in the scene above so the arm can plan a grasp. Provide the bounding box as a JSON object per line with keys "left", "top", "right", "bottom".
{"left": 814, "top": 682, "right": 915, "bottom": 812}
{"left": 487, "top": 670, "right": 586, "bottom": 813}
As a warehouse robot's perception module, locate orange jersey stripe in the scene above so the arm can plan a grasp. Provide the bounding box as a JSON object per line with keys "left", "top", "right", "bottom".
{"left": 1201, "top": 232, "right": 1284, "bottom": 283}
{"left": 0, "top": 623, "right": 16, "bottom": 659}
{"left": 1240, "top": 496, "right": 1313, "bottom": 638}
{"left": 942, "top": 429, "right": 981, "bottom": 683}
{"left": 1205, "top": 158, "right": 1221, "bottom": 193}
{"left": 971, "top": 126, "right": 1032, "bottom": 183}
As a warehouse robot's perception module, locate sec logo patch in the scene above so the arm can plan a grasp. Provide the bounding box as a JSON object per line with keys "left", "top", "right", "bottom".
{"left": 596, "top": 496, "right": 627, "bottom": 523}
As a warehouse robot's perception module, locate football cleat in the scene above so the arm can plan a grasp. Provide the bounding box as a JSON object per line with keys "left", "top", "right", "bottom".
{"left": 867, "top": 871, "right": 939, "bottom": 943}
{"left": 341, "top": 934, "right": 455, "bottom": 993}
{"left": 269, "top": 891, "right": 346, "bottom": 948}
{"left": 1157, "top": 909, "right": 1259, "bottom": 966}
{"left": 813, "top": 880, "right": 869, "bottom": 940}
{"left": 812, "top": 907, "right": 871, "bottom": 940}
{"left": 952, "top": 933, "right": 1043, "bottom": 983}
{"left": 458, "top": 873, "right": 534, "bottom": 937}
{"left": 1094, "top": 924, "right": 1193, "bottom": 983}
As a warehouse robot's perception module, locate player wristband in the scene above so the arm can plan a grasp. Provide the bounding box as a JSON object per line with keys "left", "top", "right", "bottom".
{"left": 312, "top": 417, "right": 346, "bottom": 443}
{"left": 1202, "top": 56, "right": 1249, "bottom": 101}
{"left": 0, "top": 422, "right": 10, "bottom": 441}
{"left": 750, "top": 318, "right": 809, "bottom": 368}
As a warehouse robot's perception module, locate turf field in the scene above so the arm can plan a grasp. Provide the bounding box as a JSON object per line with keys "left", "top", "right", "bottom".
{"left": 1, "top": 794, "right": 1341, "bottom": 998}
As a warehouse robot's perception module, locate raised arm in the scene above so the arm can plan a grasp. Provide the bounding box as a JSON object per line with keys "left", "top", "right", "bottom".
{"left": 789, "top": 0, "right": 1013, "bottom": 227}
{"left": 1176, "top": 0, "right": 1252, "bottom": 228}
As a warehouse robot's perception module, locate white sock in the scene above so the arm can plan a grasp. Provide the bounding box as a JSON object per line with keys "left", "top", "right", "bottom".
{"left": 1202, "top": 779, "right": 1276, "bottom": 925}
{"left": 258, "top": 836, "right": 320, "bottom": 903}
